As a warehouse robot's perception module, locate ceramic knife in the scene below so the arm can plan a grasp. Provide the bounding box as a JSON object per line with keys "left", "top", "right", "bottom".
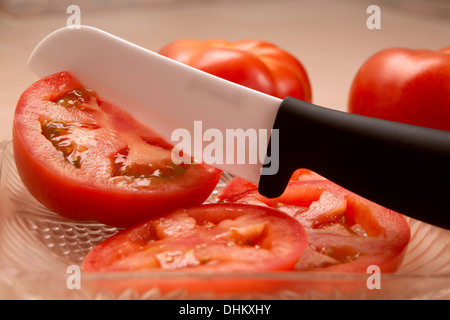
{"left": 27, "top": 26, "right": 450, "bottom": 229}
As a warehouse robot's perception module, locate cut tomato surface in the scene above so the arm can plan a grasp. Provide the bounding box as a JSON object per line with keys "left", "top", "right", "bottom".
{"left": 218, "top": 169, "right": 411, "bottom": 273}
{"left": 13, "top": 72, "right": 222, "bottom": 227}
{"left": 83, "top": 203, "right": 308, "bottom": 273}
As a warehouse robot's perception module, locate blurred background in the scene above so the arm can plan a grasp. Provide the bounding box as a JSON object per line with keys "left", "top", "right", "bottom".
{"left": 0, "top": 0, "right": 449, "bottom": 142}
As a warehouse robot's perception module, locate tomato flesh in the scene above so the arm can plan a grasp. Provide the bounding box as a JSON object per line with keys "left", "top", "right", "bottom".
{"left": 218, "top": 170, "right": 411, "bottom": 273}
{"left": 13, "top": 72, "right": 222, "bottom": 227}
{"left": 83, "top": 203, "right": 309, "bottom": 273}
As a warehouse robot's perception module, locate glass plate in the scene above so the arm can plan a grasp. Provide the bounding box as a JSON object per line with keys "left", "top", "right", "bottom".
{"left": 0, "top": 139, "right": 449, "bottom": 300}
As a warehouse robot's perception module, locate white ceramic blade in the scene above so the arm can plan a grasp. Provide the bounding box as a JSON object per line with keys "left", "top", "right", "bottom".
{"left": 27, "top": 26, "right": 282, "bottom": 184}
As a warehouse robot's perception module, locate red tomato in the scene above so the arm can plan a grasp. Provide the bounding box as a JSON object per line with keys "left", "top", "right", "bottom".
{"left": 82, "top": 203, "right": 308, "bottom": 273}
{"left": 218, "top": 169, "right": 411, "bottom": 273}
{"left": 348, "top": 47, "right": 450, "bottom": 131}
{"left": 158, "top": 39, "right": 312, "bottom": 101}
{"left": 13, "top": 72, "right": 222, "bottom": 227}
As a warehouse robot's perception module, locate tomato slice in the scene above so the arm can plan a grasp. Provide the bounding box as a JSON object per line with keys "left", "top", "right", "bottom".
{"left": 218, "top": 170, "right": 411, "bottom": 273}
{"left": 13, "top": 72, "right": 222, "bottom": 227}
{"left": 82, "top": 203, "right": 308, "bottom": 273}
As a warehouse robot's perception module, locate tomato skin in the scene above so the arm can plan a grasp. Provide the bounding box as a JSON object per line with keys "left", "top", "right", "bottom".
{"left": 348, "top": 47, "right": 450, "bottom": 131}
{"left": 159, "top": 39, "right": 312, "bottom": 101}
{"left": 13, "top": 72, "right": 222, "bottom": 228}
{"left": 83, "top": 203, "right": 308, "bottom": 273}
{"left": 218, "top": 170, "right": 411, "bottom": 273}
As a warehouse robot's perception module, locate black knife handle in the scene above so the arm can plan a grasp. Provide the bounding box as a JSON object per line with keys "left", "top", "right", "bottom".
{"left": 258, "top": 97, "right": 450, "bottom": 229}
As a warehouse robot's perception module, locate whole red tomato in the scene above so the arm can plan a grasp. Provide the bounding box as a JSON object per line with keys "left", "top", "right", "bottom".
{"left": 158, "top": 39, "right": 312, "bottom": 101}
{"left": 348, "top": 47, "right": 450, "bottom": 131}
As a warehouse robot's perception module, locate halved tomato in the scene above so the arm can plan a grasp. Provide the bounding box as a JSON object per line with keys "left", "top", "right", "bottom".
{"left": 218, "top": 169, "right": 411, "bottom": 273}
{"left": 13, "top": 72, "right": 222, "bottom": 227}
{"left": 82, "top": 203, "right": 308, "bottom": 272}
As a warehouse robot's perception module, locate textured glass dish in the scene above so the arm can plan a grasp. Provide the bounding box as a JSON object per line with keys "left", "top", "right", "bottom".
{"left": 0, "top": 139, "right": 449, "bottom": 300}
